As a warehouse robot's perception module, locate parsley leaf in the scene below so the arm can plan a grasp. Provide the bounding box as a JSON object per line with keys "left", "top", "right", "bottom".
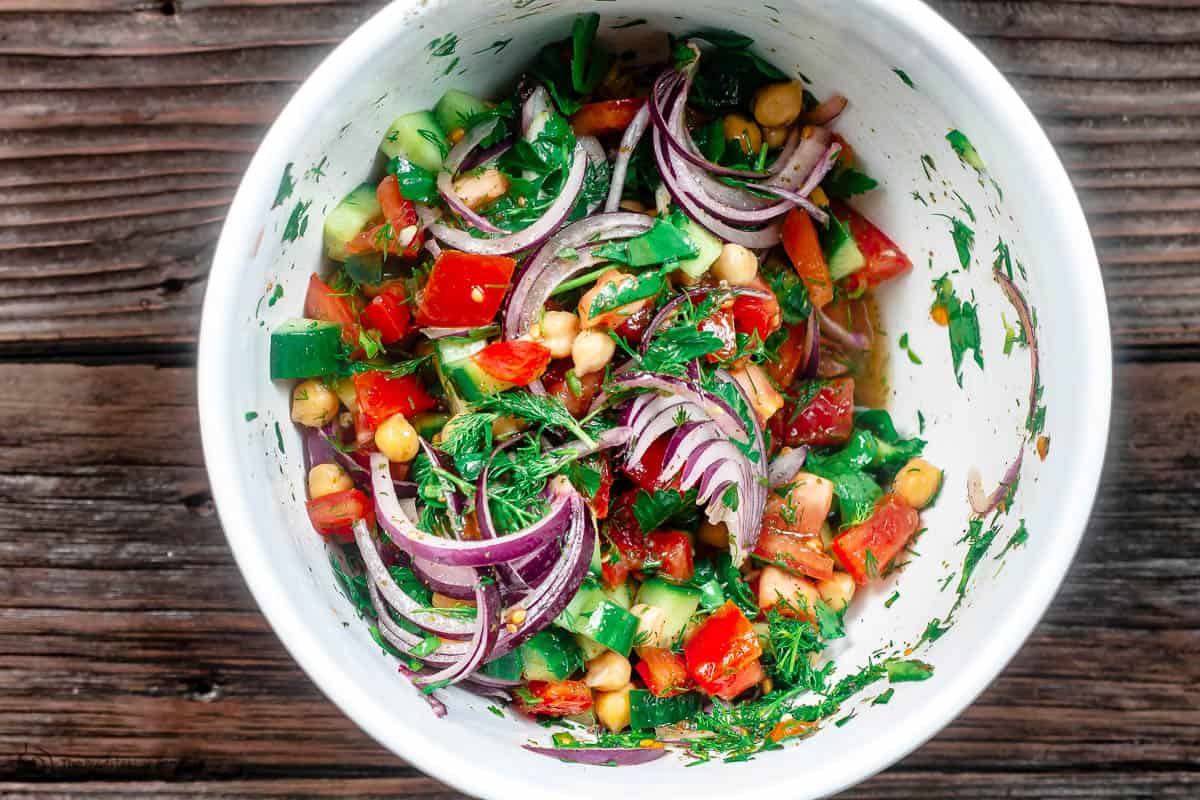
{"left": 593, "top": 217, "right": 698, "bottom": 267}
{"left": 931, "top": 275, "right": 984, "bottom": 388}
{"left": 632, "top": 488, "right": 692, "bottom": 532}
{"left": 641, "top": 326, "right": 725, "bottom": 374}
{"left": 588, "top": 270, "right": 666, "bottom": 318}
{"left": 823, "top": 166, "right": 878, "bottom": 199}
{"left": 885, "top": 658, "right": 934, "bottom": 682}
{"left": 388, "top": 156, "right": 439, "bottom": 204}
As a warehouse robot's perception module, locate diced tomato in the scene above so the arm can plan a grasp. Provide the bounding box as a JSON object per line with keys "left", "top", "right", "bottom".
{"left": 569, "top": 98, "right": 645, "bottom": 137}
{"left": 623, "top": 434, "right": 671, "bottom": 492}
{"left": 769, "top": 718, "right": 816, "bottom": 743}
{"left": 352, "top": 370, "right": 437, "bottom": 430}
{"left": 765, "top": 323, "right": 810, "bottom": 389}
{"left": 613, "top": 304, "right": 656, "bottom": 345}
{"left": 601, "top": 490, "right": 648, "bottom": 589}
{"left": 635, "top": 647, "right": 690, "bottom": 697}
{"left": 346, "top": 175, "right": 424, "bottom": 259}
{"left": 541, "top": 359, "right": 604, "bottom": 418}
{"left": 589, "top": 456, "right": 613, "bottom": 520}
{"left": 832, "top": 493, "right": 920, "bottom": 584}
{"left": 714, "top": 659, "right": 765, "bottom": 701}
{"left": 683, "top": 601, "right": 762, "bottom": 698}
{"left": 782, "top": 209, "right": 833, "bottom": 309}
{"left": 834, "top": 202, "right": 913, "bottom": 288}
{"left": 515, "top": 680, "right": 593, "bottom": 717}
{"left": 757, "top": 564, "right": 820, "bottom": 619}
{"left": 306, "top": 489, "right": 374, "bottom": 543}
{"left": 754, "top": 531, "right": 835, "bottom": 582}
{"left": 362, "top": 281, "right": 412, "bottom": 344}
{"left": 646, "top": 530, "right": 694, "bottom": 583}
{"left": 771, "top": 377, "right": 855, "bottom": 447}
{"left": 471, "top": 340, "right": 551, "bottom": 386}
{"left": 303, "top": 274, "right": 360, "bottom": 347}
{"left": 762, "top": 472, "right": 835, "bottom": 537}
{"left": 730, "top": 277, "right": 781, "bottom": 341}
{"left": 698, "top": 308, "right": 738, "bottom": 363}
{"left": 414, "top": 250, "right": 516, "bottom": 327}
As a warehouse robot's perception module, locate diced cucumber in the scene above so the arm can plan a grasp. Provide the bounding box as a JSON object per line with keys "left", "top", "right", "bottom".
{"left": 603, "top": 580, "right": 634, "bottom": 610}
{"left": 479, "top": 649, "right": 523, "bottom": 682}
{"left": 410, "top": 411, "right": 450, "bottom": 440}
{"left": 323, "top": 182, "right": 380, "bottom": 262}
{"left": 636, "top": 578, "right": 702, "bottom": 646}
{"left": 555, "top": 576, "right": 640, "bottom": 656}
{"left": 672, "top": 210, "right": 724, "bottom": 278}
{"left": 575, "top": 634, "right": 608, "bottom": 662}
{"left": 435, "top": 336, "right": 514, "bottom": 402}
{"left": 434, "top": 89, "right": 489, "bottom": 135}
{"left": 589, "top": 536, "right": 603, "bottom": 576}
{"left": 822, "top": 214, "right": 866, "bottom": 280}
{"left": 380, "top": 111, "right": 448, "bottom": 172}
{"left": 521, "top": 627, "right": 584, "bottom": 681}
{"left": 269, "top": 318, "right": 343, "bottom": 380}
{"left": 629, "top": 690, "right": 702, "bottom": 730}
{"left": 343, "top": 251, "right": 383, "bottom": 286}
{"left": 573, "top": 600, "right": 639, "bottom": 656}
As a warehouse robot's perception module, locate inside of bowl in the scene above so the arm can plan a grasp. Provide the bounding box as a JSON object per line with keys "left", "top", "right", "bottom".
{"left": 206, "top": 1, "right": 1106, "bottom": 797}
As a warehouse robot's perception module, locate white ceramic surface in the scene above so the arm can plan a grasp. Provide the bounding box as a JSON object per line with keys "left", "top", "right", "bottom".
{"left": 197, "top": 1, "right": 1111, "bottom": 797}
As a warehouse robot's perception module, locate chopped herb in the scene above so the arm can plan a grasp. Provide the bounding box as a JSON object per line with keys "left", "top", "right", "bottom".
{"left": 997, "top": 518, "right": 1030, "bottom": 559}
{"left": 920, "top": 154, "right": 936, "bottom": 180}
{"left": 632, "top": 488, "right": 695, "bottom": 533}
{"left": 273, "top": 162, "right": 295, "bottom": 209}
{"left": 872, "top": 688, "right": 895, "bottom": 705}
{"left": 835, "top": 711, "right": 856, "bottom": 727}
{"left": 931, "top": 275, "right": 984, "bottom": 388}
{"left": 885, "top": 658, "right": 934, "bottom": 682}
{"left": 282, "top": 199, "right": 312, "bottom": 243}
{"left": 884, "top": 590, "right": 899, "bottom": 608}
{"left": 946, "top": 129, "right": 985, "bottom": 172}
{"left": 389, "top": 156, "right": 439, "bottom": 205}
{"left": 824, "top": 166, "right": 879, "bottom": 199}
{"left": 917, "top": 616, "right": 952, "bottom": 646}
{"left": 588, "top": 270, "right": 666, "bottom": 318}
{"left": 813, "top": 599, "right": 845, "bottom": 640}
{"left": 898, "top": 332, "right": 922, "bottom": 365}
{"left": 487, "top": 704, "right": 506, "bottom": 718}
{"left": 244, "top": 411, "right": 258, "bottom": 422}
{"left": 936, "top": 214, "right": 974, "bottom": 271}
{"left": 953, "top": 517, "right": 1004, "bottom": 609}
{"left": 892, "top": 67, "right": 915, "bottom": 88}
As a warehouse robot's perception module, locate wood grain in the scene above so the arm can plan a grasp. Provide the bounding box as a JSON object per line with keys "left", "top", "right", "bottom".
{"left": 1, "top": 2, "right": 1197, "bottom": 798}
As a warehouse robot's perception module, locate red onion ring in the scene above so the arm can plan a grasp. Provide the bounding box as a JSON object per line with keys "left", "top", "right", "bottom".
{"left": 522, "top": 745, "right": 669, "bottom": 766}
{"left": 424, "top": 143, "right": 588, "bottom": 256}
{"left": 818, "top": 307, "right": 872, "bottom": 351}
{"left": 437, "top": 170, "right": 507, "bottom": 235}
{"left": 967, "top": 450, "right": 1024, "bottom": 517}
{"left": 768, "top": 446, "right": 810, "bottom": 488}
{"left": 411, "top": 555, "right": 479, "bottom": 600}
{"left": 460, "top": 136, "right": 514, "bottom": 173}
{"left": 445, "top": 118, "right": 504, "bottom": 174}
{"left": 801, "top": 92, "right": 848, "bottom": 125}
{"left": 604, "top": 101, "right": 652, "bottom": 212}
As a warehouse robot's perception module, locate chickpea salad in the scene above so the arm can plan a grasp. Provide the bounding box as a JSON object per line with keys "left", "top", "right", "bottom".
{"left": 270, "top": 16, "right": 945, "bottom": 765}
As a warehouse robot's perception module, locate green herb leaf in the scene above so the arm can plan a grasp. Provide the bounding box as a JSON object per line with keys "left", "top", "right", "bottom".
{"left": 588, "top": 271, "right": 666, "bottom": 318}
{"left": 823, "top": 166, "right": 879, "bottom": 199}
{"left": 931, "top": 275, "right": 984, "bottom": 388}
{"left": 593, "top": 217, "right": 699, "bottom": 266}
{"left": 946, "top": 129, "right": 985, "bottom": 172}
{"left": 813, "top": 599, "right": 845, "bottom": 640}
{"left": 389, "top": 156, "right": 439, "bottom": 204}
{"left": 885, "top": 658, "right": 934, "bottom": 682}
{"left": 632, "top": 488, "right": 690, "bottom": 533}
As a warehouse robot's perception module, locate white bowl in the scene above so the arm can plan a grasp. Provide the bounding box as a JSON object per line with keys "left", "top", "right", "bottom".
{"left": 198, "top": 1, "right": 1111, "bottom": 797}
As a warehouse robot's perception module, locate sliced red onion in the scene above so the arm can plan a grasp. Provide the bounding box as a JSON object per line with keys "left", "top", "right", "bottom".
{"left": 412, "top": 566, "right": 501, "bottom": 688}
{"left": 756, "top": 185, "right": 829, "bottom": 226}
{"left": 994, "top": 270, "right": 1041, "bottom": 427}
{"left": 423, "top": 237, "right": 443, "bottom": 260}
{"left": 604, "top": 101, "right": 652, "bottom": 212}
{"left": 611, "top": 372, "right": 747, "bottom": 443}
{"left": 397, "top": 663, "right": 449, "bottom": 717}
{"left": 411, "top": 556, "right": 479, "bottom": 601}
{"left": 461, "top": 136, "right": 514, "bottom": 173}
{"left": 802, "top": 92, "right": 848, "bottom": 125}
{"left": 626, "top": 396, "right": 706, "bottom": 468}
{"left": 818, "top": 307, "right": 871, "bottom": 351}
{"left": 799, "top": 311, "right": 821, "bottom": 380}
{"left": 649, "top": 70, "right": 767, "bottom": 180}
{"left": 437, "top": 170, "right": 507, "bottom": 235}
{"left": 425, "top": 143, "right": 587, "bottom": 256}
{"left": 522, "top": 85, "right": 551, "bottom": 137}
{"left": 445, "top": 118, "right": 504, "bottom": 174}
{"left": 418, "top": 437, "right": 467, "bottom": 535}
{"left": 658, "top": 420, "right": 716, "bottom": 483}
{"left": 502, "top": 212, "right": 654, "bottom": 340}
{"left": 967, "top": 450, "right": 1024, "bottom": 517}
{"left": 578, "top": 135, "right": 608, "bottom": 214}
{"left": 765, "top": 126, "right": 833, "bottom": 194}
{"left": 713, "top": 368, "right": 769, "bottom": 565}
{"left": 768, "top": 446, "right": 810, "bottom": 488}
{"left": 653, "top": 126, "right": 782, "bottom": 249}
{"left": 371, "top": 452, "right": 577, "bottom": 567}
{"left": 522, "top": 745, "right": 669, "bottom": 766}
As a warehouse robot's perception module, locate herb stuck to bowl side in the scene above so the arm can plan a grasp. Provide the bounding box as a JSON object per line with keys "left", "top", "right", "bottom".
{"left": 263, "top": 13, "right": 996, "bottom": 766}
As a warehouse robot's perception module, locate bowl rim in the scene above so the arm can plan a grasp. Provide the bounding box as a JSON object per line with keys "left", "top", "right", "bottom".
{"left": 197, "top": 1, "right": 1112, "bottom": 797}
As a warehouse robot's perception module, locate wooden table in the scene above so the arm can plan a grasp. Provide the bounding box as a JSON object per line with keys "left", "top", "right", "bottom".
{"left": 2, "top": 1, "right": 1197, "bottom": 797}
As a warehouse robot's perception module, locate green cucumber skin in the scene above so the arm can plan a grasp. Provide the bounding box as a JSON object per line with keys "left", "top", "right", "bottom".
{"left": 323, "top": 182, "right": 380, "bottom": 262}
{"left": 269, "top": 318, "right": 343, "bottom": 380}
{"left": 434, "top": 90, "right": 489, "bottom": 134}
{"left": 629, "top": 690, "right": 702, "bottom": 729}
{"left": 636, "top": 578, "right": 702, "bottom": 645}
{"left": 675, "top": 215, "right": 724, "bottom": 278}
{"left": 520, "top": 627, "right": 584, "bottom": 681}
{"left": 380, "top": 111, "right": 448, "bottom": 172}
{"left": 434, "top": 336, "right": 513, "bottom": 402}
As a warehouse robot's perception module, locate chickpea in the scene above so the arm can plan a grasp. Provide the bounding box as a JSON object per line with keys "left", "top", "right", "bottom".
{"left": 710, "top": 243, "right": 759, "bottom": 286}
{"left": 630, "top": 603, "right": 670, "bottom": 648}
{"left": 374, "top": 413, "right": 420, "bottom": 463}
{"left": 762, "top": 124, "right": 791, "bottom": 150}
{"left": 452, "top": 167, "right": 509, "bottom": 210}
{"left": 723, "top": 113, "right": 763, "bottom": 156}
{"left": 698, "top": 520, "right": 729, "bottom": 549}
{"left": 571, "top": 329, "right": 616, "bottom": 377}
{"left": 817, "top": 572, "right": 856, "bottom": 612}
{"left": 730, "top": 363, "right": 782, "bottom": 423}
{"left": 893, "top": 457, "right": 943, "bottom": 509}
{"left": 291, "top": 379, "right": 339, "bottom": 427}
{"left": 753, "top": 81, "right": 805, "bottom": 128}
{"left": 594, "top": 684, "right": 632, "bottom": 733}
{"left": 431, "top": 592, "right": 475, "bottom": 609}
{"left": 584, "top": 651, "right": 632, "bottom": 692}
{"left": 308, "top": 463, "right": 353, "bottom": 499}
{"left": 538, "top": 310, "right": 580, "bottom": 359}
